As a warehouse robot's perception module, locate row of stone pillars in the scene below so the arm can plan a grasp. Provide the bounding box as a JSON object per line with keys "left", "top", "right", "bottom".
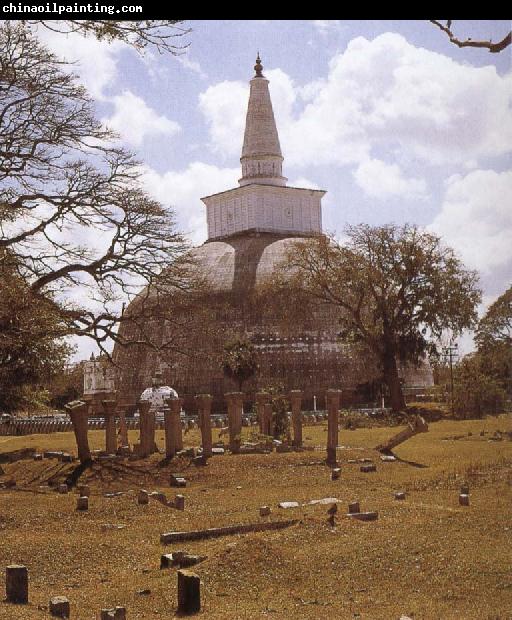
{"left": 66, "top": 389, "right": 343, "bottom": 466}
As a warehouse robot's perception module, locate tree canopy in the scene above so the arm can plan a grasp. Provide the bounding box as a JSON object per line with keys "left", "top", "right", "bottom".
{"left": 0, "top": 251, "right": 72, "bottom": 412}
{"left": 0, "top": 22, "right": 196, "bottom": 357}
{"left": 476, "top": 286, "right": 512, "bottom": 351}
{"left": 272, "top": 224, "right": 481, "bottom": 412}
{"left": 222, "top": 338, "right": 259, "bottom": 393}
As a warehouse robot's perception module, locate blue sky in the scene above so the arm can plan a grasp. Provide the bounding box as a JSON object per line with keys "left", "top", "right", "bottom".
{"left": 35, "top": 19, "right": 512, "bottom": 359}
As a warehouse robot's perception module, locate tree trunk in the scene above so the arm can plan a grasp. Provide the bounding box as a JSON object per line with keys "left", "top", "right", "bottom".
{"left": 382, "top": 340, "right": 406, "bottom": 412}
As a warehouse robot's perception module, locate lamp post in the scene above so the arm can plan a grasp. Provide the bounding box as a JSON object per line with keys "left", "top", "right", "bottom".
{"left": 442, "top": 343, "right": 459, "bottom": 414}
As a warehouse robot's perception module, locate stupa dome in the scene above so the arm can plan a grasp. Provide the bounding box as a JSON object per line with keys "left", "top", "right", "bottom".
{"left": 113, "top": 56, "right": 433, "bottom": 411}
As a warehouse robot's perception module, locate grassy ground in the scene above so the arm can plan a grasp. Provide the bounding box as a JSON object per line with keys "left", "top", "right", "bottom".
{"left": 1, "top": 415, "right": 511, "bottom": 619}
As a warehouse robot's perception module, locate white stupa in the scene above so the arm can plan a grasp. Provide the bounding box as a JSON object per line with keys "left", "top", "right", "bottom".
{"left": 140, "top": 373, "right": 178, "bottom": 413}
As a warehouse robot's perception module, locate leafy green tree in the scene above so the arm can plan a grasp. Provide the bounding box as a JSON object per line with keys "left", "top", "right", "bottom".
{"left": 475, "top": 285, "right": 512, "bottom": 397}
{"left": 0, "top": 253, "right": 72, "bottom": 413}
{"left": 222, "top": 338, "right": 259, "bottom": 393}
{"left": 476, "top": 286, "right": 512, "bottom": 350}
{"left": 46, "top": 362, "right": 84, "bottom": 410}
{"left": 452, "top": 355, "right": 506, "bottom": 418}
{"left": 273, "top": 224, "right": 481, "bottom": 412}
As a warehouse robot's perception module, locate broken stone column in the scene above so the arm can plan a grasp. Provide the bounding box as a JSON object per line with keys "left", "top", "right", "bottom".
{"left": 137, "top": 400, "right": 154, "bottom": 458}
{"left": 167, "top": 397, "right": 184, "bottom": 454}
{"left": 138, "top": 489, "right": 149, "bottom": 505}
{"left": 263, "top": 402, "right": 273, "bottom": 437}
{"left": 175, "top": 494, "right": 185, "bottom": 511}
{"left": 459, "top": 494, "right": 470, "bottom": 506}
{"left": 348, "top": 501, "right": 360, "bottom": 514}
{"left": 255, "top": 392, "right": 271, "bottom": 435}
{"left": 6, "top": 564, "right": 28, "bottom": 603}
{"left": 49, "top": 595, "right": 70, "bottom": 618}
{"left": 100, "top": 607, "right": 126, "bottom": 620}
{"left": 177, "top": 569, "right": 201, "bottom": 614}
{"left": 195, "top": 394, "right": 213, "bottom": 458}
{"left": 65, "top": 400, "right": 91, "bottom": 464}
{"left": 375, "top": 415, "right": 428, "bottom": 453}
{"left": 117, "top": 405, "right": 129, "bottom": 448}
{"left": 325, "top": 389, "right": 342, "bottom": 466}
{"left": 163, "top": 403, "right": 173, "bottom": 458}
{"left": 102, "top": 399, "right": 118, "bottom": 455}
{"left": 289, "top": 390, "right": 303, "bottom": 448}
{"left": 225, "top": 392, "right": 244, "bottom": 454}
{"left": 76, "top": 496, "right": 88, "bottom": 511}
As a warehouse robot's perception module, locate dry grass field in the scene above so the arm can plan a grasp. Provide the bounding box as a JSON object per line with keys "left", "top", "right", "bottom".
{"left": 1, "top": 415, "right": 511, "bottom": 619}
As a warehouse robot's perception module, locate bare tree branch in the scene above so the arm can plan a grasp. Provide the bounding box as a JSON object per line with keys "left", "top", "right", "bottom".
{"left": 430, "top": 20, "right": 512, "bottom": 53}
{"left": 24, "top": 20, "right": 191, "bottom": 55}
{"left": 0, "top": 22, "right": 200, "bottom": 355}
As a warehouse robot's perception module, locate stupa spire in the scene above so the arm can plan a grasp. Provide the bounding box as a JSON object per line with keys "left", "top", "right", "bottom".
{"left": 239, "top": 54, "right": 287, "bottom": 187}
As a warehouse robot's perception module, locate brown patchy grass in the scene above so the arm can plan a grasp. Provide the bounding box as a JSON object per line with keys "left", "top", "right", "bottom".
{"left": 1, "top": 415, "right": 511, "bottom": 619}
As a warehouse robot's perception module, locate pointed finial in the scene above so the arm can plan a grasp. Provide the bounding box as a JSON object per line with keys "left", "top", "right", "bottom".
{"left": 254, "top": 53, "right": 263, "bottom": 77}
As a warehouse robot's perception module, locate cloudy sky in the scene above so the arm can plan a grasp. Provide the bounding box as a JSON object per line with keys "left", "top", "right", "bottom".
{"left": 36, "top": 19, "right": 512, "bottom": 359}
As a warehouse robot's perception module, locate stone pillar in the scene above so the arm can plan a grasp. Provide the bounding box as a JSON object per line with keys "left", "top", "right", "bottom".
{"left": 117, "top": 405, "right": 129, "bottom": 448}
{"left": 138, "top": 400, "right": 154, "bottom": 458}
{"left": 49, "top": 596, "right": 70, "bottom": 618}
{"left": 177, "top": 569, "right": 201, "bottom": 614}
{"left": 168, "top": 398, "right": 184, "bottom": 454}
{"left": 255, "top": 392, "right": 271, "bottom": 435}
{"left": 76, "top": 496, "right": 89, "bottom": 511}
{"left": 65, "top": 400, "right": 91, "bottom": 463}
{"left": 325, "top": 389, "right": 342, "bottom": 466}
{"left": 162, "top": 403, "right": 173, "bottom": 459}
{"left": 289, "top": 390, "right": 303, "bottom": 448}
{"left": 6, "top": 564, "right": 28, "bottom": 603}
{"left": 225, "top": 392, "right": 244, "bottom": 454}
{"left": 375, "top": 415, "right": 428, "bottom": 453}
{"left": 263, "top": 402, "right": 273, "bottom": 437}
{"left": 195, "top": 394, "right": 213, "bottom": 458}
{"left": 102, "top": 399, "right": 117, "bottom": 455}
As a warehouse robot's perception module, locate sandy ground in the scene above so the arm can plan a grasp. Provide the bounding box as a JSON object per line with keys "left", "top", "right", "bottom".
{"left": 1, "top": 415, "right": 511, "bottom": 619}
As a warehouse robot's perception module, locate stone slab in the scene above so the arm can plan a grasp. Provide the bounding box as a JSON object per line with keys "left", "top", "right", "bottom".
{"left": 347, "top": 511, "right": 378, "bottom": 521}
{"left": 161, "top": 519, "right": 299, "bottom": 544}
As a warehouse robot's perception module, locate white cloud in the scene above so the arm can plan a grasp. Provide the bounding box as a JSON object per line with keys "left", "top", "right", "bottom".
{"left": 105, "top": 91, "right": 181, "bottom": 147}
{"left": 198, "top": 33, "right": 512, "bottom": 172}
{"left": 141, "top": 162, "right": 240, "bottom": 244}
{"left": 198, "top": 80, "right": 247, "bottom": 157}
{"left": 353, "top": 157, "right": 427, "bottom": 199}
{"left": 428, "top": 169, "right": 512, "bottom": 275}
{"left": 289, "top": 177, "right": 321, "bottom": 190}
{"left": 36, "top": 27, "right": 126, "bottom": 100}
{"left": 36, "top": 29, "right": 182, "bottom": 148}
{"left": 176, "top": 54, "right": 207, "bottom": 79}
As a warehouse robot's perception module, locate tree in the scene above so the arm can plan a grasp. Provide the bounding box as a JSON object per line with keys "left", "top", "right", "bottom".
{"left": 46, "top": 362, "right": 84, "bottom": 410}
{"left": 475, "top": 285, "right": 512, "bottom": 397}
{"left": 24, "top": 20, "right": 191, "bottom": 55}
{"left": 0, "top": 251, "right": 72, "bottom": 413}
{"left": 430, "top": 20, "right": 511, "bottom": 54}
{"left": 0, "top": 22, "right": 196, "bottom": 357}
{"left": 476, "top": 286, "right": 512, "bottom": 350}
{"left": 222, "top": 338, "right": 259, "bottom": 393}
{"left": 273, "top": 224, "right": 481, "bottom": 412}
{"left": 452, "top": 355, "right": 506, "bottom": 418}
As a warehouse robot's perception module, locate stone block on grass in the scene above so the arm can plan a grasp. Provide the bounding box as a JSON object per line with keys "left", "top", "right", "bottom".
{"left": 177, "top": 570, "right": 201, "bottom": 614}
{"left": 6, "top": 564, "right": 28, "bottom": 603}
{"left": 49, "top": 595, "right": 70, "bottom": 617}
